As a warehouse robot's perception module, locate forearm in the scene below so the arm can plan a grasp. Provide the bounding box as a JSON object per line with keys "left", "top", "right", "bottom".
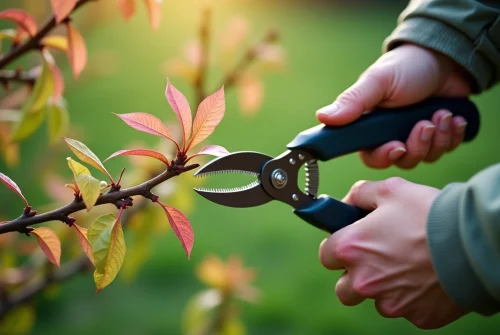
{"left": 383, "top": 0, "right": 500, "bottom": 93}
{"left": 427, "top": 163, "right": 500, "bottom": 316}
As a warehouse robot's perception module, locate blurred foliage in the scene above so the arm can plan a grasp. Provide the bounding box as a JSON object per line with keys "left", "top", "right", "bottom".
{"left": 0, "top": 0, "right": 498, "bottom": 334}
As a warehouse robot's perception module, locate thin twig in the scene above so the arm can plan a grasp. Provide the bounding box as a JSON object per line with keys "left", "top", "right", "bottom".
{"left": 0, "top": 70, "right": 37, "bottom": 87}
{"left": 0, "top": 164, "right": 199, "bottom": 235}
{"left": 0, "top": 0, "right": 96, "bottom": 70}
{"left": 194, "top": 7, "right": 211, "bottom": 105}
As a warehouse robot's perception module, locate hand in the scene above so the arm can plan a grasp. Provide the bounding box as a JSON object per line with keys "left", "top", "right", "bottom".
{"left": 316, "top": 44, "right": 471, "bottom": 169}
{"left": 318, "top": 177, "right": 466, "bottom": 329}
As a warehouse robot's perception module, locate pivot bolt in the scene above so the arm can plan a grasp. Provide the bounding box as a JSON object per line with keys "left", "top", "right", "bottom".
{"left": 289, "top": 158, "right": 296, "bottom": 165}
{"left": 271, "top": 169, "right": 288, "bottom": 189}
{"left": 292, "top": 194, "right": 299, "bottom": 201}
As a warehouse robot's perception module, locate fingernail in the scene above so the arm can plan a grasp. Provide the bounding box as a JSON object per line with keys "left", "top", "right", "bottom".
{"left": 317, "top": 102, "right": 340, "bottom": 116}
{"left": 388, "top": 147, "right": 406, "bottom": 160}
{"left": 439, "top": 112, "right": 452, "bottom": 131}
{"left": 456, "top": 121, "right": 467, "bottom": 134}
{"left": 420, "top": 125, "right": 436, "bottom": 142}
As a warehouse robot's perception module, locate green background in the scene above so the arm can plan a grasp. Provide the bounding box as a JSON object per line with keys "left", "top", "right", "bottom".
{"left": 1, "top": 0, "right": 499, "bottom": 334}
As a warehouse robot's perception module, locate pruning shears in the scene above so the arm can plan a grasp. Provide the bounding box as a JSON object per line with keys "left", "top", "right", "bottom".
{"left": 193, "top": 97, "right": 480, "bottom": 234}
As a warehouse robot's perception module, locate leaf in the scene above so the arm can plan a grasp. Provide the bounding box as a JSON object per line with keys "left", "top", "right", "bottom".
{"left": 144, "top": 0, "right": 162, "bottom": 30}
{"left": 0, "top": 9, "right": 37, "bottom": 36}
{"left": 0, "top": 29, "right": 16, "bottom": 53}
{"left": 48, "top": 101, "right": 69, "bottom": 144}
{"left": 105, "top": 149, "right": 169, "bottom": 166}
{"left": 10, "top": 52, "right": 55, "bottom": 142}
{"left": 31, "top": 227, "right": 61, "bottom": 267}
{"left": 114, "top": 112, "right": 177, "bottom": 144}
{"left": 0, "top": 304, "right": 35, "bottom": 335}
{"left": 166, "top": 80, "right": 192, "bottom": 149}
{"left": 49, "top": 63, "right": 65, "bottom": 103}
{"left": 51, "top": 0, "right": 77, "bottom": 23}
{"left": 187, "top": 145, "right": 229, "bottom": 162}
{"left": 67, "top": 158, "right": 101, "bottom": 211}
{"left": 118, "top": 0, "right": 136, "bottom": 21}
{"left": 237, "top": 76, "right": 264, "bottom": 115}
{"left": 66, "top": 22, "right": 87, "bottom": 79}
{"left": 0, "top": 172, "right": 28, "bottom": 206}
{"left": 88, "top": 213, "right": 126, "bottom": 291}
{"left": 63, "top": 137, "right": 113, "bottom": 182}
{"left": 157, "top": 201, "right": 194, "bottom": 259}
{"left": 41, "top": 35, "right": 68, "bottom": 52}
{"left": 73, "top": 224, "right": 95, "bottom": 265}
{"left": 188, "top": 87, "right": 225, "bottom": 150}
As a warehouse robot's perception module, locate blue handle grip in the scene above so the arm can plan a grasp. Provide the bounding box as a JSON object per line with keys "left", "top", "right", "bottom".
{"left": 294, "top": 195, "right": 368, "bottom": 233}
{"left": 287, "top": 97, "right": 480, "bottom": 161}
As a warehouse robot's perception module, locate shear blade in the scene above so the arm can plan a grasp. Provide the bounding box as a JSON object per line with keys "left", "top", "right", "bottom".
{"left": 193, "top": 151, "right": 274, "bottom": 208}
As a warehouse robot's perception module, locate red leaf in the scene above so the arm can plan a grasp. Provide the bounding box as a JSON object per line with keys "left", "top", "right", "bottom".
{"left": 144, "top": 0, "right": 162, "bottom": 31}
{"left": 187, "top": 87, "right": 225, "bottom": 150}
{"left": 51, "top": 0, "right": 77, "bottom": 24}
{"left": 166, "top": 79, "right": 192, "bottom": 149}
{"left": 0, "top": 172, "right": 28, "bottom": 207}
{"left": 0, "top": 9, "right": 37, "bottom": 36}
{"left": 73, "top": 224, "right": 95, "bottom": 265}
{"left": 50, "top": 63, "right": 64, "bottom": 102}
{"left": 118, "top": 0, "right": 136, "bottom": 21}
{"left": 157, "top": 201, "right": 193, "bottom": 259}
{"left": 105, "top": 149, "right": 169, "bottom": 166}
{"left": 114, "top": 113, "right": 179, "bottom": 149}
{"left": 186, "top": 145, "right": 229, "bottom": 162}
{"left": 66, "top": 22, "right": 87, "bottom": 79}
{"left": 31, "top": 227, "right": 61, "bottom": 268}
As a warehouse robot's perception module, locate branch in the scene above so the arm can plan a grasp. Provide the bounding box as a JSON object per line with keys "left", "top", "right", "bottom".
{"left": 0, "top": 70, "right": 37, "bottom": 87}
{"left": 0, "top": 0, "right": 96, "bottom": 70}
{"left": 219, "top": 29, "right": 279, "bottom": 90}
{"left": 0, "top": 164, "right": 199, "bottom": 235}
{"left": 194, "top": 7, "right": 211, "bottom": 105}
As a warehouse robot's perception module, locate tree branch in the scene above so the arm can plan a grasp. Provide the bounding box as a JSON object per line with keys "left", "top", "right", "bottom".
{"left": 0, "top": 0, "right": 96, "bottom": 70}
{"left": 0, "top": 164, "right": 199, "bottom": 235}
{"left": 194, "top": 7, "right": 211, "bottom": 105}
{"left": 0, "top": 70, "right": 37, "bottom": 87}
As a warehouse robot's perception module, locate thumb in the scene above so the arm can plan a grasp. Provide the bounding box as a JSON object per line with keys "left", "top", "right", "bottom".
{"left": 316, "top": 68, "right": 393, "bottom": 126}
{"left": 342, "top": 180, "right": 384, "bottom": 211}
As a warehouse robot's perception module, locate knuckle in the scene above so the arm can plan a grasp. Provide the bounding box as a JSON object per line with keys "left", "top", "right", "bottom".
{"left": 375, "top": 299, "right": 405, "bottom": 318}
{"left": 334, "top": 240, "right": 354, "bottom": 264}
{"left": 378, "top": 177, "right": 406, "bottom": 197}
{"left": 352, "top": 280, "right": 373, "bottom": 298}
{"left": 338, "top": 86, "right": 364, "bottom": 104}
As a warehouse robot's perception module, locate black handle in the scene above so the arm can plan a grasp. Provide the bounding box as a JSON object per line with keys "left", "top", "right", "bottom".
{"left": 294, "top": 195, "right": 369, "bottom": 234}
{"left": 287, "top": 97, "right": 480, "bottom": 161}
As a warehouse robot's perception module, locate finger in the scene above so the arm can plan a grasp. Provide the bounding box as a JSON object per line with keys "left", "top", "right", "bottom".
{"left": 342, "top": 179, "right": 388, "bottom": 210}
{"left": 425, "top": 109, "right": 453, "bottom": 162}
{"left": 335, "top": 271, "right": 366, "bottom": 306}
{"left": 319, "top": 235, "right": 345, "bottom": 270}
{"left": 394, "top": 120, "right": 436, "bottom": 169}
{"left": 316, "top": 68, "right": 393, "bottom": 126}
{"left": 448, "top": 116, "right": 467, "bottom": 151}
{"left": 359, "top": 141, "right": 406, "bottom": 169}
{"left": 319, "top": 226, "right": 358, "bottom": 271}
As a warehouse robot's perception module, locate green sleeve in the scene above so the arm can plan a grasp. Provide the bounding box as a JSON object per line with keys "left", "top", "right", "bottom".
{"left": 382, "top": 0, "right": 500, "bottom": 93}
{"left": 427, "top": 163, "right": 500, "bottom": 316}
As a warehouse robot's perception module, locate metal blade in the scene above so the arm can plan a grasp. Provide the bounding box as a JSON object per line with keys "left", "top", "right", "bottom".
{"left": 193, "top": 151, "right": 274, "bottom": 208}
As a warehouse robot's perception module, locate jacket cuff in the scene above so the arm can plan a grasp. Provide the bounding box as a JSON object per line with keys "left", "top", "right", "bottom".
{"left": 383, "top": 17, "right": 494, "bottom": 93}
{"left": 427, "top": 183, "right": 500, "bottom": 316}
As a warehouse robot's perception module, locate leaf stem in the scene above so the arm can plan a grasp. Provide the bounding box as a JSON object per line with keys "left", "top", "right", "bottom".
{"left": 0, "top": 69, "right": 37, "bottom": 87}
{"left": 194, "top": 7, "right": 211, "bottom": 106}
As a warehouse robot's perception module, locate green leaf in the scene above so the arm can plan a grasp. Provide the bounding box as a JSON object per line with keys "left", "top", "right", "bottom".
{"left": 0, "top": 304, "right": 35, "bottom": 335}
{"left": 63, "top": 137, "right": 113, "bottom": 182}
{"left": 67, "top": 157, "right": 101, "bottom": 211}
{"left": 88, "top": 213, "right": 126, "bottom": 291}
{"left": 47, "top": 101, "right": 69, "bottom": 144}
{"left": 10, "top": 53, "right": 55, "bottom": 142}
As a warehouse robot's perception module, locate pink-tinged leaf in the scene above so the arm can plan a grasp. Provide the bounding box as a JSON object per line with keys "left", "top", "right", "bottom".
{"left": 237, "top": 76, "right": 264, "bottom": 115}
{"left": 114, "top": 113, "right": 179, "bottom": 148}
{"left": 73, "top": 224, "right": 95, "bottom": 265}
{"left": 0, "top": 9, "right": 37, "bottom": 36}
{"left": 0, "top": 172, "right": 28, "bottom": 207}
{"left": 118, "top": 0, "right": 136, "bottom": 21}
{"left": 31, "top": 227, "right": 61, "bottom": 268}
{"left": 187, "top": 87, "right": 225, "bottom": 150}
{"left": 66, "top": 22, "right": 87, "bottom": 79}
{"left": 105, "top": 149, "right": 169, "bottom": 166}
{"left": 144, "top": 0, "right": 162, "bottom": 31}
{"left": 186, "top": 145, "right": 229, "bottom": 162}
{"left": 47, "top": 62, "right": 64, "bottom": 103}
{"left": 157, "top": 201, "right": 193, "bottom": 259}
{"left": 51, "top": 0, "right": 77, "bottom": 24}
{"left": 166, "top": 80, "right": 192, "bottom": 148}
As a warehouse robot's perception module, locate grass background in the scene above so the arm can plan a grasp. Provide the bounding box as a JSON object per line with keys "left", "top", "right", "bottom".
{"left": 1, "top": 0, "right": 499, "bottom": 334}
